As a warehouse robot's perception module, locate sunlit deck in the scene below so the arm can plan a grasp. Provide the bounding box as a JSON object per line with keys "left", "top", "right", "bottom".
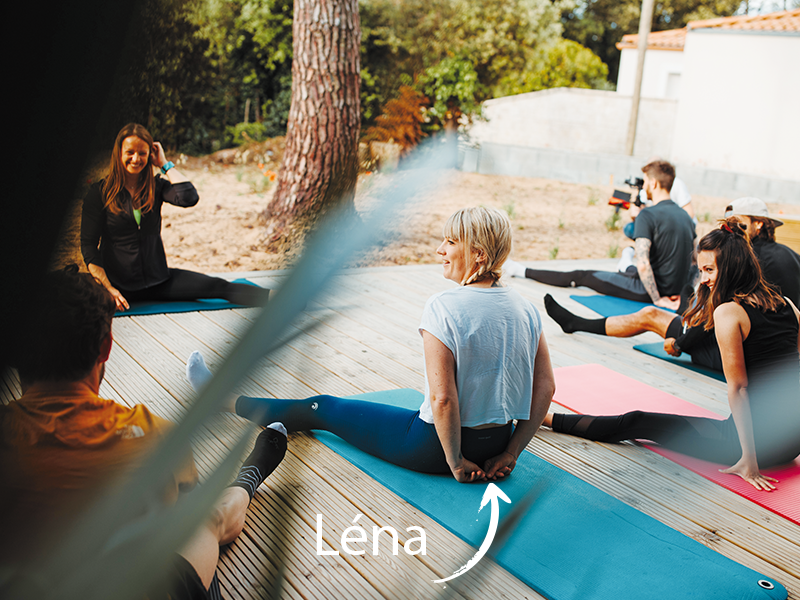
{"left": 4, "top": 261, "right": 798, "bottom": 599}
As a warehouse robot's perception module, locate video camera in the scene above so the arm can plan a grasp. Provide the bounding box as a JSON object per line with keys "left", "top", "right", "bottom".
{"left": 608, "top": 176, "right": 645, "bottom": 211}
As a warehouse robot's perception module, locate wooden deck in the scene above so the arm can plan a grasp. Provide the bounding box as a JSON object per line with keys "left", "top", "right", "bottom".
{"left": 3, "top": 260, "right": 799, "bottom": 599}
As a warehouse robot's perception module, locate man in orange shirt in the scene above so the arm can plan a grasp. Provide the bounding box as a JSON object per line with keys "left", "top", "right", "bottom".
{"left": 1, "top": 266, "right": 287, "bottom": 599}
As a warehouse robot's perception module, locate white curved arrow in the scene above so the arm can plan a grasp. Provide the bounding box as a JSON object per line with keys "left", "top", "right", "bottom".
{"left": 432, "top": 483, "right": 512, "bottom": 584}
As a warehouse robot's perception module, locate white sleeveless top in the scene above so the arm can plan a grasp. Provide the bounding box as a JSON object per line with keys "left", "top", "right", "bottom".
{"left": 418, "top": 286, "right": 542, "bottom": 427}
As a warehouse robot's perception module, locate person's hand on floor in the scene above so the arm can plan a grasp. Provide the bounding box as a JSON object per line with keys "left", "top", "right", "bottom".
{"left": 720, "top": 457, "right": 778, "bottom": 491}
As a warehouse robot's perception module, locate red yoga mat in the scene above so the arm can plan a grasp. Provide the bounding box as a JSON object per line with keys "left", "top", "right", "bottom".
{"left": 552, "top": 364, "right": 800, "bottom": 525}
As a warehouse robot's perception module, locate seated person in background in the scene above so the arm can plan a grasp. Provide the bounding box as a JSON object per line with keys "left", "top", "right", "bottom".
{"left": 81, "top": 123, "right": 270, "bottom": 312}
{"left": 543, "top": 199, "right": 799, "bottom": 373}
{"left": 506, "top": 160, "right": 695, "bottom": 310}
{"left": 623, "top": 175, "right": 695, "bottom": 241}
{"left": 725, "top": 197, "right": 799, "bottom": 305}
{"left": 186, "top": 207, "right": 556, "bottom": 484}
{"left": 543, "top": 220, "right": 800, "bottom": 491}
{"left": 0, "top": 266, "right": 286, "bottom": 599}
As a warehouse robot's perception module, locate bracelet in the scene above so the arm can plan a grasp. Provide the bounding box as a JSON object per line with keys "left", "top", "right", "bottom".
{"left": 160, "top": 161, "right": 175, "bottom": 174}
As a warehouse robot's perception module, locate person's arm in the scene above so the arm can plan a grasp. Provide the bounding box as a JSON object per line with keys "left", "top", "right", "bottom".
{"left": 634, "top": 237, "right": 679, "bottom": 309}
{"left": 665, "top": 324, "right": 713, "bottom": 356}
{"left": 81, "top": 185, "right": 129, "bottom": 310}
{"left": 484, "top": 335, "right": 555, "bottom": 479}
{"left": 151, "top": 141, "right": 190, "bottom": 184}
{"left": 422, "top": 330, "right": 486, "bottom": 483}
{"left": 714, "top": 303, "right": 777, "bottom": 491}
{"left": 87, "top": 263, "right": 129, "bottom": 311}
{"left": 151, "top": 141, "right": 198, "bottom": 207}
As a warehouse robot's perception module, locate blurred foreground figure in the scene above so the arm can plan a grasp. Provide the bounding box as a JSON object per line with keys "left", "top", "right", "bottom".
{"left": 0, "top": 266, "right": 286, "bottom": 599}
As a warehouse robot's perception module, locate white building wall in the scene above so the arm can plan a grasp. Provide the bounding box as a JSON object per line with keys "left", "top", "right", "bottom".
{"left": 672, "top": 31, "right": 800, "bottom": 181}
{"left": 468, "top": 88, "right": 677, "bottom": 158}
{"left": 617, "top": 48, "right": 685, "bottom": 98}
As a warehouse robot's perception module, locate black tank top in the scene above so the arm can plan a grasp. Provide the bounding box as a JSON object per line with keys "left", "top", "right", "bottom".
{"left": 741, "top": 301, "right": 799, "bottom": 379}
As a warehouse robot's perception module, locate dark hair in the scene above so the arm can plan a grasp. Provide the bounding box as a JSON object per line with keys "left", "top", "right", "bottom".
{"left": 684, "top": 218, "right": 785, "bottom": 330}
{"left": 749, "top": 216, "right": 776, "bottom": 243}
{"left": 641, "top": 159, "right": 676, "bottom": 192}
{"left": 14, "top": 265, "right": 116, "bottom": 382}
{"left": 102, "top": 123, "right": 156, "bottom": 216}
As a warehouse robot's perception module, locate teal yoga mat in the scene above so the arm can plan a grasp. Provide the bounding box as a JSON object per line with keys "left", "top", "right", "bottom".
{"left": 311, "top": 389, "right": 785, "bottom": 600}
{"left": 634, "top": 341, "right": 726, "bottom": 382}
{"left": 569, "top": 294, "right": 675, "bottom": 318}
{"left": 114, "top": 279, "right": 263, "bottom": 317}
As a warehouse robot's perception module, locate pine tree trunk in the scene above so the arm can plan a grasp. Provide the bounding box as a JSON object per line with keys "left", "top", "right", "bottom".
{"left": 263, "top": 0, "right": 361, "bottom": 249}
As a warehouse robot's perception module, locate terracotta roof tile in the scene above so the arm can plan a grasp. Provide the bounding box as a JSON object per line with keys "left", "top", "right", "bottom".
{"left": 688, "top": 8, "right": 800, "bottom": 31}
{"left": 616, "top": 9, "right": 799, "bottom": 52}
{"left": 616, "top": 28, "right": 686, "bottom": 52}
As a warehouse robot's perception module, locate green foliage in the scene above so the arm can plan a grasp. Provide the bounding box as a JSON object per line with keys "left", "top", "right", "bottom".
{"left": 605, "top": 210, "right": 622, "bottom": 231}
{"left": 561, "top": 0, "right": 743, "bottom": 82}
{"left": 360, "top": 0, "right": 567, "bottom": 131}
{"left": 227, "top": 122, "right": 271, "bottom": 146}
{"left": 549, "top": 239, "right": 560, "bottom": 260}
{"left": 418, "top": 57, "right": 483, "bottom": 127}
{"left": 607, "top": 243, "right": 619, "bottom": 258}
{"left": 503, "top": 201, "right": 517, "bottom": 220}
{"left": 588, "top": 186, "right": 600, "bottom": 205}
{"left": 497, "top": 39, "right": 610, "bottom": 96}
{"left": 101, "top": 0, "right": 294, "bottom": 154}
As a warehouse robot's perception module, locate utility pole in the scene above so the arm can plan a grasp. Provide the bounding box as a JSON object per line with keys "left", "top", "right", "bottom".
{"left": 625, "top": 0, "right": 655, "bottom": 156}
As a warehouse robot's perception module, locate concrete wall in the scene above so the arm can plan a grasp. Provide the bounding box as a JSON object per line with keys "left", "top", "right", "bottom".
{"left": 467, "top": 88, "right": 677, "bottom": 158}
{"left": 617, "top": 48, "right": 685, "bottom": 98}
{"left": 459, "top": 143, "right": 800, "bottom": 205}
{"left": 672, "top": 30, "right": 800, "bottom": 181}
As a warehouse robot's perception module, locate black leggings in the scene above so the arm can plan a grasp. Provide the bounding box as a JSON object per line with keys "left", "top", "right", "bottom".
{"left": 235, "top": 394, "right": 514, "bottom": 474}
{"left": 552, "top": 411, "right": 799, "bottom": 468}
{"left": 525, "top": 268, "right": 651, "bottom": 303}
{"left": 119, "top": 268, "right": 269, "bottom": 306}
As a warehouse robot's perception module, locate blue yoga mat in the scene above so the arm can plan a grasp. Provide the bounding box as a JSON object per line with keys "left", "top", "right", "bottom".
{"left": 570, "top": 294, "right": 675, "bottom": 318}
{"left": 312, "top": 389, "right": 785, "bottom": 600}
{"left": 114, "top": 279, "right": 263, "bottom": 317}
{"left": 634, "top": 342, "right": 726, "bottom": 382}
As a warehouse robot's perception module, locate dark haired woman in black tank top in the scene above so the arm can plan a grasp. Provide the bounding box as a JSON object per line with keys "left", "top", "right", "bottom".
{"left": 544, "top": 219, "right": 800, "bottom": 491}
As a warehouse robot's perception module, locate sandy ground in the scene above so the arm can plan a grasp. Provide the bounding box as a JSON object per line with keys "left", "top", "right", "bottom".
{"left": 52, "top": 163, "right": 798, "bottom": 274}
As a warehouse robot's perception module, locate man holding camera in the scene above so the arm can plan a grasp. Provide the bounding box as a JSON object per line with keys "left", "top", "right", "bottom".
{"left": 506, "top": 159, "right": 695, "bottom": 310}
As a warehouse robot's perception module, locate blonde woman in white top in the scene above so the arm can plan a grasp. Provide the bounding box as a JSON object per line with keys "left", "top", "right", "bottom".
{"left": 186, "top": 207, "right": 555, "bottom": 483}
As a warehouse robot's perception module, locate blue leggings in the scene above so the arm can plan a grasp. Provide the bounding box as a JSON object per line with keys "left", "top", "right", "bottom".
{"left": 235, "top": 394, "right": 513, "bottom": 474}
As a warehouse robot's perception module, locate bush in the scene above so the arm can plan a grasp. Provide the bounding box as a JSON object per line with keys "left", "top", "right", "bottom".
{"left": 226, "top": 122, "right": 271, "bottom": 146}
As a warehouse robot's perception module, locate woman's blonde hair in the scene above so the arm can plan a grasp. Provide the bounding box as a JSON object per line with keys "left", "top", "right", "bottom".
{"left": 443, "top": 207, "right": 512, "bottom": 285}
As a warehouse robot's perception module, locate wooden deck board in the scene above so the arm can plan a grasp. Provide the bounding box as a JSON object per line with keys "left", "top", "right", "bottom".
{"left": 3, "top": 262, "right": 798, "bottom": 599}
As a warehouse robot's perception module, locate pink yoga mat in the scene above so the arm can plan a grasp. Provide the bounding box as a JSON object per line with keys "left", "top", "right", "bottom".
{"left": 552, "top": 364, "right": 800, "bottom": 525}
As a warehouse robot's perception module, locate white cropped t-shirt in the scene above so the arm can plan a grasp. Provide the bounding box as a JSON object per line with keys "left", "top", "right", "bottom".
{"left": 418, "top": 286, "right": 542, "bottom": 427}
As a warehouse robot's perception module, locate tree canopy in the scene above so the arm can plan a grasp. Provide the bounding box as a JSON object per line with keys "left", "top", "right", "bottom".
{"left": 103, "top": 0, "right": 629, "bottom": 153}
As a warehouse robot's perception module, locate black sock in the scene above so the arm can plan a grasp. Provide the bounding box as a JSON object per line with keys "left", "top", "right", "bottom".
{"left": 229, "top": 425, "right": 287, "bottom": 502}
{"left": 544, "top": 294, "right": 607, "bottom": 335}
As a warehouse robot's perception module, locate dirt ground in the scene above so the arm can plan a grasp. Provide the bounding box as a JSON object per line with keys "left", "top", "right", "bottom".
{"left": 52, "top": 161, "right": 798, "bottom": 275}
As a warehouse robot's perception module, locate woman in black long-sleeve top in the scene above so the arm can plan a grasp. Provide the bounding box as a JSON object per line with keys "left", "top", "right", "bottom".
{"left": 81, "top": 123, "right": 269, "bottom": 311}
